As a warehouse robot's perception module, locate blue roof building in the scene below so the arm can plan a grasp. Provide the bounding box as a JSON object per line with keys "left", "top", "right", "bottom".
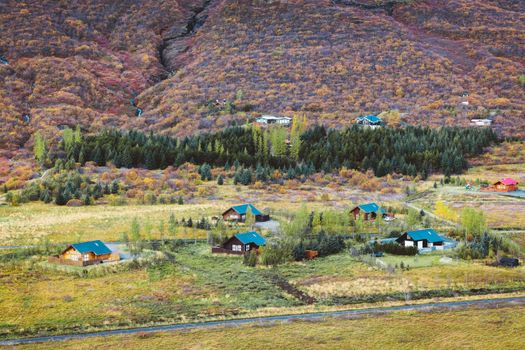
{"left": 213, "top": 231, "right": 267, "bottom": 255}
{"left": 356, "top": 115, "right": 383, "bottom": 127}
{"left": 222, "top": 204, "right": 269, "bottom": 222}
{"left": 351, "top": 202, "right": 387, "bottom": 221}
{"left": 396, "top": 229, "right": 445, "bottom": 250}
{"left": 230, "top": 204, "right": 263, "bottom": 216}
{"left": 63, "top": 240, "right": 112, "bottom": 256}
{"left": 235, "top": 231, "right": 267, "bottom": 246}
{"left": 57, "top": 240, "right": 118, "bottom": 265}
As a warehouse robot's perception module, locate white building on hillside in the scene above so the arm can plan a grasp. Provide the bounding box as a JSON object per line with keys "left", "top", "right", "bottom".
{"left": 255, "top": 115, "right": 292, "bottom": 126}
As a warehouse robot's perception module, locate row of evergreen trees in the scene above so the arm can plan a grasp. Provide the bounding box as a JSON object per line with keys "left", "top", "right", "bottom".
{"left": 60, "top": 125, "right": 497, "bottom": 178}
{"left": 299, "top": 125, "right": 497, "bottom": 177}
{"left": 17, "top": 171, "right": 120, "bottom": 205}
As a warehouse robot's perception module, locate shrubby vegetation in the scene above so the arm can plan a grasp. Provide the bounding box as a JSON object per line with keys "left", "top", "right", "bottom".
{"left": 15, "top": 169, "right": 107, "bottom": 206}
{"left": 292, "top": 231, "right": 347, "bottom": 260}
{"left": 371, "top": 242, "right": 418, "bottom": 256}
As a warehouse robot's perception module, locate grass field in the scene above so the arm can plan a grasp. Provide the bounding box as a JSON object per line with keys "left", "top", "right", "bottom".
{"left": 0, "top": 244, "right": 298, "bottom": 339}
{"left": 10, "top": 304, "right": 525, "bottom": 349}
{"left": 0, "top": 203, "right": 216, "bottom": 245}
{"left": 410, "top": 186, "right": 525, "bottom": 229}
{"left": 378, "top": 253, "right": 450, "bottom": 268}
{"left": 279, "top": 253, "right": 525, "bottom": 301}
{"left": 2, "top": 244, "right": 524, "bottom": 340}
{"left": 0, "top": 180, "right": 405, "bottom": 246}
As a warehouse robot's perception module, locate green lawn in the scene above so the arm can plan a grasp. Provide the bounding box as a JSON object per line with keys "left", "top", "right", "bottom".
{"left": 378, "top": 253, "right": 452, "bottom": 269}
{"left": 0, "top": 244, "right": 298, "bottom": 340}
{"left": 1, "top": 244, "right": 525, "bottom": 340}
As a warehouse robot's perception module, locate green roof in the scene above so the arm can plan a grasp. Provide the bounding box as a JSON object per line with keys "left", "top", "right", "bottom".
{"left": 235, "top": 231, "right": 266, "bottom": 246}
{"left": 355, "top": 202, "right": 385, "bottom": 214}
{"left": 407, "top": 229, "right": 444, "bottom": 243}
{"left": 69, "top": 240, "right": 112, "bottom": 256}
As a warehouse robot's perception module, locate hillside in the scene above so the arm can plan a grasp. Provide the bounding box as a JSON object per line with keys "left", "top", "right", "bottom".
{"left": 1, "top": 0, "right": 524, "bottom": 157}
{"left": 0, "top": 0, "right": 207, "bottom": 154}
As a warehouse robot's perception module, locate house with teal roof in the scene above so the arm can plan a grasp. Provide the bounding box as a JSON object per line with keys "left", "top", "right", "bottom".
{"left": 222, "top": 204, "right": 270, "bottom": 223}
{"left": 212, "top": 231, "right": 267, "bottom": 255}
{"left": 51, "top": 240, "right": 119, "bottom": 266}
{"left": 350, "top": 202, "right": 388, "bottom": 221}
{"left": 396, "top": 229, "right": 445, "bottom": 250}
{"left": 355, "top": 115, "right": 383, "bottom": 129}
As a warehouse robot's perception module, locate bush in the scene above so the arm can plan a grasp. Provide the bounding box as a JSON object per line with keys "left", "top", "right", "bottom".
{"left": 292, "top": 232, "right": 346, "bottom": 260}
{"left": 456, "top": 231, "right": 519, "bottom": 260}
{"left": 243, "top": 251, "right": 258, "bottom": 267}
{"left": 292, "top": 241, "right": 306, "bottom": 261}
{"left": 373, "top": 242, "right": 418, "bottom": 256}
{"left": 316, "top": 232, "right": 346, "bottom": 257}
{"left": 260, "top": 243, "right": 292, "bottom": 267}
{"left": 386, "top": 230, "right": 402, "bottom": 238}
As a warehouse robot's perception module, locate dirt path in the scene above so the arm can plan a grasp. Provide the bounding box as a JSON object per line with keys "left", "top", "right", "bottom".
{"left": 1, "top": 296, "right": 524, "bottom": 346}
{"left": 265, "top": 271, "right": 316, "bottom": 305}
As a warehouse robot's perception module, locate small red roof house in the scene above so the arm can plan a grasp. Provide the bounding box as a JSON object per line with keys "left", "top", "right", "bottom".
{"left": 493, "top": 178, "right": 519, "bottom": 192}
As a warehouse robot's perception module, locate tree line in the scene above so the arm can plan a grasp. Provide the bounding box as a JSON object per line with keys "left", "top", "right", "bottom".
{"left": 57, "top": 124, "right": 497, "bottom": 178}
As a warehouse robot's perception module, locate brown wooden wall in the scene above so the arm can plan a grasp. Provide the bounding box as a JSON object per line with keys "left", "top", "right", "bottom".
{"left": 223, "top": 208, "right": 242, "bottom": 221}
{"left": 59, "top": 247, "right": 113, "bottom": 263}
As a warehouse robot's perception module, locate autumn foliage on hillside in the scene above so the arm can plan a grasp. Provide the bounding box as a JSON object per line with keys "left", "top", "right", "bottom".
{"left": 0, "top": 0, "right": 206, "bottom": 155}
{"left": 138, "top": 0, "right": 524, "bottom": 137}
{"left": 0, "top": 0, "right": 524, "bottom": 162}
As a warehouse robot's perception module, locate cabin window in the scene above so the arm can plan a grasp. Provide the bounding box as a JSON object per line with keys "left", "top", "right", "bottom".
{"left": 83, "top": 254, "right": 90, "bottom": 261}
{"left": 232, "top": 244, "right": 241, "bottom": 252}
{"left": 245, "top": 244, "right": 250, "bottom": 251}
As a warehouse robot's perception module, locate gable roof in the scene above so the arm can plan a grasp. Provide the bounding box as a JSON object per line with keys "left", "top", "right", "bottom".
{"left": 235, "top": 231, "right": 266, "bottom": 246}
{"left": 227, "top": 204, "right": 263, "bottom": 216}
{"left": 354, "top": 202, "right": 385, "bottom": 214}
{"left": 406, "top": 229, "right": 444, "bottom": 243}
{"left": 66, "top": 240, "right": 112, "bottom": 256}
{"left": 357, "top": 115, "right": 382, "bottom": 124}
{"left": 497, "top": 178, "right": 518, "bottom": 186}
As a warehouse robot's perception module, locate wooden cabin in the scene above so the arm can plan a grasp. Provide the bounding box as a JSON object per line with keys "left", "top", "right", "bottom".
{"left": 222, "top": 204, "right": 270, "bottom": 223}
{"left": 482, "top": 178, "right": 519, "bottom": 192}
{"left": 396, "top": 229, "right": 445, "bottom": 250}
{"left": 49, "top": 240, "right": 119, "bottom": 266}
{"left": 493, "top": 178, "right": 519, "bottom": 192}
{"left": 350, "top": 202, "right": 387, "bottom": 221}
{"left": 212, "top": 231, "right": 266, "bottom": 255}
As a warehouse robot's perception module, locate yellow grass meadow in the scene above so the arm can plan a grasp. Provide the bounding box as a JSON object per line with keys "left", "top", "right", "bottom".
{"left": 9, "top": 304, "right": 525, "bottom": 350}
